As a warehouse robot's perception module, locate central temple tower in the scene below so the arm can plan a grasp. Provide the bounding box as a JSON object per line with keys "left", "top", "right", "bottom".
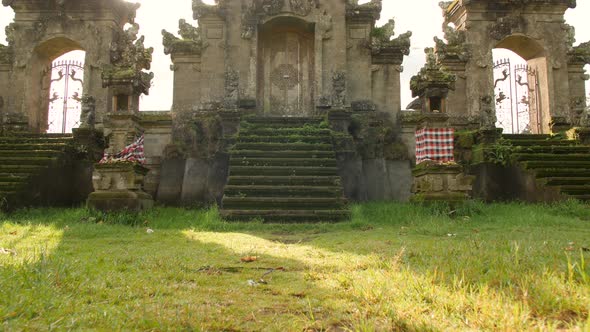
{"left": 162, "top": 0, "right": 411, "bottom": 118}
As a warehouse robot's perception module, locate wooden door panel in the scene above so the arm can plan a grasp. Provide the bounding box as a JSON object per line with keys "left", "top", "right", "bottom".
{"left": 261, "top": 29, "right": 313, "bottom": 116}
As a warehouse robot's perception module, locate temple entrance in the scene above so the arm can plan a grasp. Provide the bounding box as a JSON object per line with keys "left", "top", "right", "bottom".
{"left": 493, "top": 49, "right": 542, "bottom": 134}
{"left": 258, "top": 17, "right": 315, "bottom": 117}
{"left": 492, "top": 36, "right": 549, "bottom": 134}
{"left": 47, "top": 50, "right": 85, "bottom": 133}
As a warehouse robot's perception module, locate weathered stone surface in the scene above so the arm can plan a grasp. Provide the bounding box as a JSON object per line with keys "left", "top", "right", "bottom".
{"left": 88, "top": 163, "right": 154, "bottom": 211}
{"left": 1, "top": 0, "right": 149, "bottom": 131}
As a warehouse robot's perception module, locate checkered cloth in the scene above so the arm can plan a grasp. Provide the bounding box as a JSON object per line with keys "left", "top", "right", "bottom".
{"left": 415, "top": 128, "right": 455, "bottom": 164}
{"left": 100, "top": 135, "right": 145, "bottom": 164}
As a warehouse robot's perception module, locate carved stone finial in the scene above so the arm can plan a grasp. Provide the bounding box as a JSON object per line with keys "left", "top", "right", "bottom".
{"left": 569, "top": 41, "right": 590, "bottom": 64}
{"left": 162, "top": 19, "right": 206, "bottom": 56}
{"left": 434, "top": 25, "right": 470, "bottom": 62}
{"left": 410, "top": 48, "right": 456, "bottom": 99}
{"left": 371, "top": 19, "right": 412, "bottom": 57}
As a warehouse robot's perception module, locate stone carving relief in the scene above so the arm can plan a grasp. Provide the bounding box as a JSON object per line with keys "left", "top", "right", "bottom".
{"left": 434, "top": 25, "right": 470, "bottom": 62}
{"left": 569, "top": 41, "right": 590, "bottom": 65}
{"left": 162, "top": 19, "right": 207, "bottom": 55}
{"left": 489, "top": 15, "right": 526, "bottom": 41}
{"left": 224, "top": 68, "right": 240, "bottom": 108}
{"left": 271, "top": 64, "right": 299, "bottom": 90}
{"left": 318, "top": 10, "right": 333, "bottom": 40}
{"left": 240, "top": 0, "right": 319, "bottom": 39}
{"left": 103, "top": 22, "right": 154, "bottom": 95}
{"left": 370, "top": 19, "right": 412, "bottom": 56}
{"left": 332, "top": 71, "right": 346, "bottom": 107}
{"left": 480, "top": 95, "right": 497, "bottom": 130}
{"left": 193, "top": 0, "right": 227, "bottom": 20}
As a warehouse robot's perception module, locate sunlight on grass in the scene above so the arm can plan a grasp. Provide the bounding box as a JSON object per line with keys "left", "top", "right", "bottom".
{"left": 0, "top": 202, "right": 589, "bottom": 330}
{"left": 0, "top": 223, "right": 63, "bottom": 266}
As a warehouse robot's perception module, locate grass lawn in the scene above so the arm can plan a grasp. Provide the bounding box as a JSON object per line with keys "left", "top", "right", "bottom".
{"left": 1, "top": 201, "right": 589, "bottom": 331}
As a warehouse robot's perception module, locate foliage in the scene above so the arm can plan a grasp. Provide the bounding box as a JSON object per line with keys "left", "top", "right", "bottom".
{"left": 1, "top": 202, "right": 589, "bottom": 330}
{"left": 486, "top": 138, "right": 514, "bottom": 166}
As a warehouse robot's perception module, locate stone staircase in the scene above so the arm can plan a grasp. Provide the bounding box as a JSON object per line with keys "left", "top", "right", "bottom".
{"left": 0, "top": 134, "right": 73, "bottom": 210}
{"left": 220, "top": 117, "right": 350, "bottom": 222}
{"left": 503, "top": 134, "right": 590, "bottom": 202}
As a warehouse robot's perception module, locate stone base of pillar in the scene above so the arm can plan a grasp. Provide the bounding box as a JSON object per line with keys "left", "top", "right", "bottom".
{"left": 411, "top": 161, "right": 474, "bottom": 204}
{"left": 87, "top": 163, "right": 153, "bottom": 212}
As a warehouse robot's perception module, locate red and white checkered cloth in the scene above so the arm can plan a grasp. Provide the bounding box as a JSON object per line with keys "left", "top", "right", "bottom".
{"left": 100, "top": 135, "right": 145, "bottom": 164}
{"left": 415, "top": 128, "right": 455, "bottom": 164}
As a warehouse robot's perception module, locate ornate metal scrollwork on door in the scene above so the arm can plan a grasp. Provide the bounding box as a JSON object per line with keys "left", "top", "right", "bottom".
{"left": 493, "top": 58, "right": 542, "bottom": 134}
{"left": 47, "top": 59, "right": 84, "bottom": 133}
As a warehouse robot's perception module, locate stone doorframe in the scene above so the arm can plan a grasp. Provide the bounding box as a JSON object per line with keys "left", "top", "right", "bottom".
{"left": 436, "top": 0, "right": 588, "bottom": 133}
{"left": 0, "top": 1, "right": 142, "bottom": 133}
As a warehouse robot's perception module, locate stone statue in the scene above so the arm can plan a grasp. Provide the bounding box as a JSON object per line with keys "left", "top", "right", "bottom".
{"left": 80, "top": 95, "right": 96, "bottom": 129}
{"left": 480, "top": 95, "right": 497, "bottom": 130}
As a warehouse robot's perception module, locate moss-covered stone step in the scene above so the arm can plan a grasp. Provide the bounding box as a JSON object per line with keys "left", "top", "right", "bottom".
{"left": 245, "top": 117, "right": 322, "bottom": 124}
{"left": 228, "top": 175, "right": 341, "bottom": 186}
{"left": 0, "top": 181, "right": 25, "bottom": 191}
{"left": 0, "top": 143, "right": 68, "bottom": 151}
{"left": 6, "top": 133, "right": 73, "bottom": 138}
{"left": 224, "top": 185, "right": 343, "bottom": 198}
{"left": 544, "top": 177, "right": 590, "bottom": 186}
{"left": 0, "top": 164, "right": 45, "bottom": 172}
{"left": 535, "top": 169, "right": 590, "bottom": 178}
{"left": 234, "top": 142, "right": 333, "bottom": 151}
{"left": 220, "top": 209, "right": 350, "bottom": 223}
{"left": 502, "top": 134, "right": 553, "bottom": 140}
{"left": 222, "top": 196, "right": 347, "bottom": 210}
{"left": 231, "top": 150, "right": 336, "bottom": 159}
{"left": 507, "top": 140, "right": 577, "bottom": 147}
{"left": 237, "top": 135, "right": 332, "bottom": 144}
{"left": 522, "top": 161, "right": 590, "bottom": 169}
{"left": 230, "top": 158, "right": 337, "bottom": 167}
{"left": 513, "top": 146, "right": 590, "bottom": 154}
{"left": 230, "top": 166, "right": 339, "bottom": 176}
{"left": 0, "top": 157, "right": 59, "bottom": 165}
{"left": 558, "top": 185, "right": 590, "bottom": 195}
{"left": 241, "top": 128, "right": 332, "bottom": 137}
{"left": 0, "top": 137, "right": 72, "bottom": 144}
{"left": 513, "top": 153, "right": 590, "bottom": 162}
{"left": 0, "top": 149, "right": 66, "bottom": 158}
{"left": 0, "top": 173, "right": 29, "bottom": 182}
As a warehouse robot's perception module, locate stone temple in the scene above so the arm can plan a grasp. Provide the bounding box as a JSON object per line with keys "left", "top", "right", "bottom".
{"left": 0, "top": 0, "right": 589, "bottom": 221}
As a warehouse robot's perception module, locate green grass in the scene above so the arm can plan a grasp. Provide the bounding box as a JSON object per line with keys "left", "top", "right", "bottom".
{"left": 1, "top": 201, "right": 589, "bottom": 331}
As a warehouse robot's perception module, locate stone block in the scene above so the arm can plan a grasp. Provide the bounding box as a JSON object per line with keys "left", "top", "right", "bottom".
{"left": 87, "top": 163, "right": 154, "bottom": 212}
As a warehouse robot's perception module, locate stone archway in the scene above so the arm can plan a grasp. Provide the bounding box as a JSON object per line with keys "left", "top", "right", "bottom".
{"left": 493, "top": 35, "right": 548, "bottom": 133}
{"left": 258, "top": 16, "right": 315, "bottom": 117}
{"left": 31, "top": 38, "right": 85, "bottom": 133}
{"left": 0, "top": 0, "right": 141, "bottom": 132}
{"left": 436, "top": 0, "right": 585, "bottom": 133}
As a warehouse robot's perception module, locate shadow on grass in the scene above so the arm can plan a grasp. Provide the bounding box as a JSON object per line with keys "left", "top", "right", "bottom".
{"left": 0, "top": 209, "right": 433, "bottom": 331}
{"left": 1, "top": 201, "right": 589, "bottom": 330}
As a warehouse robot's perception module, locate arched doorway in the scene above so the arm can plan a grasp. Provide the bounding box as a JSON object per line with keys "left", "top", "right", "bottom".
{"left": 258, "top": 17, "right": 315, "bottom": 117}
{"left": 30, "top": 37, "right": 86, "bottom": 133}
{"left": 47, "top": 50, "right": 85, "bottom": 133}
{"left": 493, "top": 35, "right": 548, "bottom": 134}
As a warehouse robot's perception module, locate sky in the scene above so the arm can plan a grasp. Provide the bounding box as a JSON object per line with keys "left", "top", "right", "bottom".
{"left": 0, "top": 0, "right": 589, "bottom": 111}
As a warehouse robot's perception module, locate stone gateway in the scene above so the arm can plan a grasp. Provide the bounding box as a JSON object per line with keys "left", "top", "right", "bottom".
{"left": 0, "top": 0, "right": 589, "bottom": 218}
